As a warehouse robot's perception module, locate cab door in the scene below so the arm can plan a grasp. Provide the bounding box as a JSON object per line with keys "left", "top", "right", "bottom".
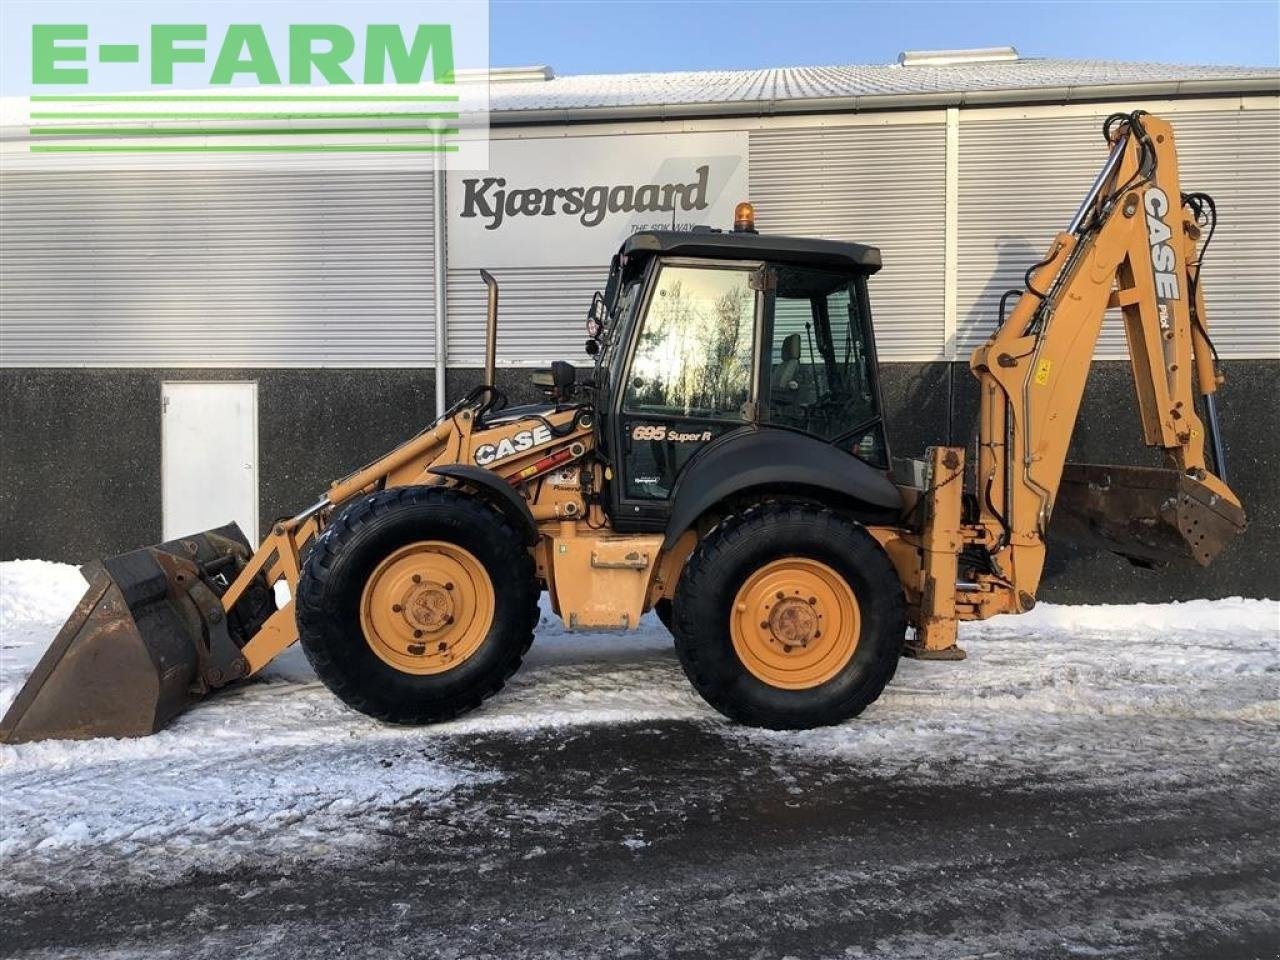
{"left": 610, "top": 258, "right": 764, "bottom": 529}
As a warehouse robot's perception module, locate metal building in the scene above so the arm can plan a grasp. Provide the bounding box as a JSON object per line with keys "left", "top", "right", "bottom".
{"left": 2, "top": 48, "right": 1277, "bottom": 601}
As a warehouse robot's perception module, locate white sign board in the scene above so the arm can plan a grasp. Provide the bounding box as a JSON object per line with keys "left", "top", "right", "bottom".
{"left": 447, "top": 131, "right": 748, "bottom": 268}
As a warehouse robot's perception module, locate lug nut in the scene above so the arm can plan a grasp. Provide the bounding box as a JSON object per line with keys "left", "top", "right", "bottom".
{"left": 413, "top": 629, "right": 423, "bottom": 638}
{"left": 392, "top": 604, "right": 403, "bottom": 613}
{"left": 445, "top": 582, "right": 454, "bottom": 591}
{"left": 412, "top": 574, "right": 422, "bottom": 584}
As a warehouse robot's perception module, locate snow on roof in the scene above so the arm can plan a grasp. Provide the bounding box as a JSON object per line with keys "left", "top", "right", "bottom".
{"left": 489, "top": 56, "right": 1280, "bottom": 120}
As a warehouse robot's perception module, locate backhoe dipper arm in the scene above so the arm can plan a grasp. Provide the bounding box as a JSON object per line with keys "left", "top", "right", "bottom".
{"left": 968, "top": 111, "right": 1244, "bottom": 607}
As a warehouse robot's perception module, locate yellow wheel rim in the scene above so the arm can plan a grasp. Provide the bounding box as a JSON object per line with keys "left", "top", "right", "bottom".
{"left": 730, "top": 557, "right": 860, "bottom": 690}
{"left": 360, "top": 541, "right": 494, "bottom": 676}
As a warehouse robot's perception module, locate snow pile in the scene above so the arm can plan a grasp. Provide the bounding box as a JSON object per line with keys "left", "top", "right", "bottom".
{"left": 1, "top": 559, "right": 1276, "bottom": 895}
{"left": 0, "top": 561, "right": 88, "bottom": 716}
{"left": 975, "top": 594, "right": 1279, "bottom": 638}
{"left": 0, "top": 560, "right": 87, "bottom": 627}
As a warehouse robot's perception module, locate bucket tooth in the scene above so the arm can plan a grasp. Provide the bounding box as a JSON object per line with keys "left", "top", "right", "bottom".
{"left": 0, "top": 523, "right": 266, "bottom": 744}
{"left": 1053, "top": 463, "right": 1246, "bottom": 568}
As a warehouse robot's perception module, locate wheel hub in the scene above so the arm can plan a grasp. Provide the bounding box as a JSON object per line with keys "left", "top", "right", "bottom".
{"left": 730, "top": 558, "right": 860, "bottom": 689}
{"left": 360, "top": 541, "right": 494, "bottom": 675}
{"left": 767, "top": 596, "right": 819, "bottom": 648}
{"left": 403, "top": 581, "right": 454, "bottom": 633}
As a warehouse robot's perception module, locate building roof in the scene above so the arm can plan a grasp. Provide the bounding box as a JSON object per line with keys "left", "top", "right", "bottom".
{"left": 1, "top": 52, "right": 1274, "bottom": 138}
{"left": 490, "top": 55, "right": 1280, "bottom": 124}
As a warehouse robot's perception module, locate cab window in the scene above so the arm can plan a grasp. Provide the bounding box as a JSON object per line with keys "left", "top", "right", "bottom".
{"left": 765, "top": 265, "right": 886, "bottom": 465}
{"left": 622, "top": 264, "right": 758, "bottom": 421}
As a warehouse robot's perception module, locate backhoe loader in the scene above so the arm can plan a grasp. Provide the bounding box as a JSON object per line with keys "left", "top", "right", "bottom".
{"left": 0, "top": 111, "right": 1246, "bottom": 741}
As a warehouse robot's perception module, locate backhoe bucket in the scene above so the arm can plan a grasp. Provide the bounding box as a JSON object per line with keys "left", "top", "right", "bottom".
{"left": 1053, "top": 463, "right": 1246, "bottom": 568}
{"left": 0, "top": 524, "right": 271, "bottom": 744}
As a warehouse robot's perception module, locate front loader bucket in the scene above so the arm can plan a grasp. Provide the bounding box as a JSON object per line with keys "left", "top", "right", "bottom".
{"left": 0, "top": 524, "right": 271, "bottom": 744}
{"left": 1053, "top": 463, "right": 1246, "bottom": 568}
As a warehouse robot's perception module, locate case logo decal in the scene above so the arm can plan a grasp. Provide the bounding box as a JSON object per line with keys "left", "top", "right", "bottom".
{"left": 474, "top": 424, "right": 553, "bottom": 466}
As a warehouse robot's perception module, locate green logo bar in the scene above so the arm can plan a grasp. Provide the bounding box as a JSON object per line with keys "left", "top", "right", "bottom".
{"left": 23, "top": 17, "right": 474, "bottom": 158}
{"left": 33, "top": 24, "right": 456, "bottom": 87}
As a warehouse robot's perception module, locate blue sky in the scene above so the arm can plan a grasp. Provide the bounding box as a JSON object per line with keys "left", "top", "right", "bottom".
{"left": 491, "top": 0, "right": 1280, "bottom": 74}
{"left": 2, "top": 0, "right": 1275, "bottom": 95}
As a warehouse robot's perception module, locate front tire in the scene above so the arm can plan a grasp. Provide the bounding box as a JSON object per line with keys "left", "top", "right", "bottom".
{"left": 653, "top": 598, "right": 674, "bottom": 633}
{"left": 672, "top": 502, "right": 905, "bottom": 730}
{"left": 296, "top": 486, "right": 538, "bottom": 724}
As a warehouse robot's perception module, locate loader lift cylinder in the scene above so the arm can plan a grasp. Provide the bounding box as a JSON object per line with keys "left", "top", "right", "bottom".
{"left": 1067, "top": 132, "right": 1127, "bottom": 235}
{"left": 1203, "top": 391, "right": 1229, "bottom": 484}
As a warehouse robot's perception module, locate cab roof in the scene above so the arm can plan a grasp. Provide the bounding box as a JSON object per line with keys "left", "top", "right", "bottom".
{"left": 619, "top": 228, "right": 882, "bottom": 275}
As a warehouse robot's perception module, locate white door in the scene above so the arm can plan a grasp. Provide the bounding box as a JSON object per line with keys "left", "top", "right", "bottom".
{"left": 162, "top": 382, "right": 259, "bottom": 542}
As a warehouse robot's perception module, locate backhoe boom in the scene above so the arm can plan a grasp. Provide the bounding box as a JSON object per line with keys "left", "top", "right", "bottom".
{"left": 959, "top": 111, "right": 1243, "bottom": 616}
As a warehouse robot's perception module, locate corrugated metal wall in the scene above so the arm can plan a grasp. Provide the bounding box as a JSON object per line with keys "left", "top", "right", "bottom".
{"left": 445, "top": 266, "right": 602, "bottom": 365}
{"left": 1, "top": 168, "right": 436, "bottom": 366}
{"left": 749, "top": 122, "right": 948, "bottom": 360}
{"left": 1, "top": 104, "right": 1275, "bottom": 368}
{"left": 956, "top": 107, "right": 1280, "bottom": 359}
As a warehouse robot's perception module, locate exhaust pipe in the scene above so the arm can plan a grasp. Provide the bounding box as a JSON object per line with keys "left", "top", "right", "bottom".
{"left": 480, "top": 269, "right": 498, "bottom": 390}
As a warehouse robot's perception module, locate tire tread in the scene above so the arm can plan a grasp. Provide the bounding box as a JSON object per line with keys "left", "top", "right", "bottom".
{"left": 296, "top": 486, "right": 538, "bottom": 725}
{"left": 672, "top": 500, "right": 905, "bottom": 729}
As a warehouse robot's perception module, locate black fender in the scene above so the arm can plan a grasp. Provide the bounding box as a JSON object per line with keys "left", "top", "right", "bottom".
{"left": 427, "top": 464, "right": 539, "bottom": 546}
{"left": 661, "top": 427, "right": 902, "bottom": 550}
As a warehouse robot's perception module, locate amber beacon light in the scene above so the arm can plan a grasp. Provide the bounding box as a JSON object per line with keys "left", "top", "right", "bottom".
{"left": 733, "top": 201, "right": 757, "bottom": 233}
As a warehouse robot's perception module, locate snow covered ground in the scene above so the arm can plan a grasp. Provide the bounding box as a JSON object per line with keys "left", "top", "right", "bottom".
{"left": 1, "top": 559, "right": 1277, "bottom": 900}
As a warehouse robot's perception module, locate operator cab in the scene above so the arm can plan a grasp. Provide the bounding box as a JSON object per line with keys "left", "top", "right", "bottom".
{"left": 585, "top": 205, "right": 892, "bottom": 532}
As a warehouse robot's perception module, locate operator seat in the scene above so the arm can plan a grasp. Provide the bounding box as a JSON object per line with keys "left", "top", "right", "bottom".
{"left": 772, "top": 333, "right": 802, "bottom": 392}
{"left": 769, "top": 333, "right": 804, "bottom": 426}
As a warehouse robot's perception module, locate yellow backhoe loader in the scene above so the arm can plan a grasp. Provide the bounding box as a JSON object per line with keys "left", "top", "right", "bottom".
{"left": 0, "top": 111, "right": 1246, "bottom": 742}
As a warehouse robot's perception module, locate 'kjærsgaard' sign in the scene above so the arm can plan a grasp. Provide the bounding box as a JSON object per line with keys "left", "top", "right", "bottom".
{"left": 447, "top": 132, "right": 748, "bottom": 268}
{"left": 459, "top": 164, "right": 713, "bottom": 230}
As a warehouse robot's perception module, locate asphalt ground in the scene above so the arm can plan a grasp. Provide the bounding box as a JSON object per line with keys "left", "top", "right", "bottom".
{"left": 4, "top": 717, "right": 1276, "bottom": 960}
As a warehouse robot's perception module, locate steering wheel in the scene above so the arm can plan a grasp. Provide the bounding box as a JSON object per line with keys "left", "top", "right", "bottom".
{"left": 800, "top": 394, "right": 851, "bottom": 433}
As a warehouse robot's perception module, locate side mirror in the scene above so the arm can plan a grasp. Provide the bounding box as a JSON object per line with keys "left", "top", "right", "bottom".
{"left": 551, "top": 360, "right": 576, "bottom": 391}
{"left": 532, "top": 361, "right": 578, "bottom": 401}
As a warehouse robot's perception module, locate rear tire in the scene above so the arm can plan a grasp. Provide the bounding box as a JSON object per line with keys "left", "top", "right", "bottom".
{"left": 672, "top": 502, "right": 905, "bottom": 730}
{"left": 296, "top": 486, "right": 538, "bottom": 724}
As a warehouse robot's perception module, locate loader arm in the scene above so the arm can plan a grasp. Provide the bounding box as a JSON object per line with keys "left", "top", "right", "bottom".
{"left": 967, "top": 111, "right": 1244, "bottom": 610}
